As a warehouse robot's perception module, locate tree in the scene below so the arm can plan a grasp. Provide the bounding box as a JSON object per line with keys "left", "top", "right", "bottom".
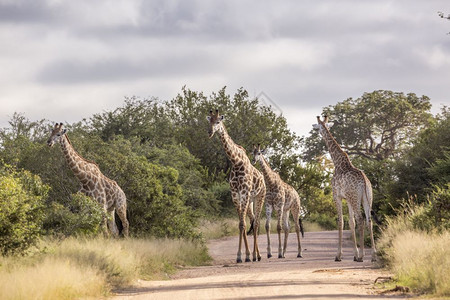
{"left": 74, "top": 135, "right": 200, "bottom": 239}
{"left": 390, "top": 107, "right": 450, "bottom": 202}
{"left": 0, "top": 165, "right": 48, "bottom": 255}
{"left": 166, "top": 86, "right": 300, "bottom": 177}
{"left": 89, "top": 96, "right": 174, "bottom": 146}
{"left": 301, "top": 90, "right": 433, "bottom": 217}
{"left": 303, "top": 90, "right": 432, "bottom": 162}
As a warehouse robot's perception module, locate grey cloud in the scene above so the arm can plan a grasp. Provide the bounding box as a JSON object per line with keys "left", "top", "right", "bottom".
{"left": 0, "top": 1, "right": 62, "bottom": 23}
{"left": 36, "top": 52, "right": 220, "bottom": 84}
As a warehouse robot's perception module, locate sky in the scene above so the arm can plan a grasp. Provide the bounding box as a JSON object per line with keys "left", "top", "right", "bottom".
{"left": 1, "top": 0, "right": 449, "bottom": 138}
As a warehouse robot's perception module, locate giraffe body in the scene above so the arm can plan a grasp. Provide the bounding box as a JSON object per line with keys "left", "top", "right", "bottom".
{"left": 253, "top": 146, "right": 303, "bottom": 259}
{"left": 208, "top": 110, "right": 265, "bottom": 263}
{"left": 314, "top": 116, "right": 376, "bottom": 262}
{"left": 47, "top": 123, "right": 129, "bottom": 237}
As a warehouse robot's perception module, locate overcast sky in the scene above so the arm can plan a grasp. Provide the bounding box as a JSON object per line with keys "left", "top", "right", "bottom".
{"left": 1, "top": 0, "right": 449, "bottom": 137}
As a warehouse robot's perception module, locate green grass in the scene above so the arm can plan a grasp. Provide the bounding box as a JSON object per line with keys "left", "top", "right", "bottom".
{"left": 0, "top": 237, "right": 211, "bottom": 300}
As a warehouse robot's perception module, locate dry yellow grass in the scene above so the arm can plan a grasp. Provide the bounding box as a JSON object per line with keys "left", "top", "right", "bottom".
{"left": 0, "top": 257, "right": 107, "bottom": 300}
{"left": 388, "top": 230, "right": 450, "bottom": 296}
{"left": 0, "top": 237, "right": 211, "bottom": 300}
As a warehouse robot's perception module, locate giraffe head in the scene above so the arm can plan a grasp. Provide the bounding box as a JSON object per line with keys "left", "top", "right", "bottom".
{"left": 47, "top": 123, "right": 67, "bottom": 147}
{"left": 313, "top": 115, "right": 333, "bottom": 135}
{"left": 206, "top": 109, "right": 224, "bottom": 138}
{"left": 252, "top": 144, "right": 266, "bottom": 164}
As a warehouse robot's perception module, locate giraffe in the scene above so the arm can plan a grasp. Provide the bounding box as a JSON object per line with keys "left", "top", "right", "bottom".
{"left": 47, "top": 123, "right": 129, "bottom": 237}
{"left": 207, "top": 110, "right": 266, "bottom": 263}
{"left": 313, "top": 116, "right": 376, "bottom": 262}
{"left": 252, "top": 145, "right": 304, "bottom": 259}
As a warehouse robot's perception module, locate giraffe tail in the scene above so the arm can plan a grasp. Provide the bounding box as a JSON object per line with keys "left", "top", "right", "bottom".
{"left": 370, "top": 210, "right": 382, "bottom": 225}
{"left": 247, "top": 220, "right": 254, "bottom": 236}
{"left": 299, "top": 217, "right": 304, "bottom": 238}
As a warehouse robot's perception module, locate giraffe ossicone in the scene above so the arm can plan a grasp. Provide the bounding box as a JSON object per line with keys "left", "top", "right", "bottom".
{"left": 314, "top": 115, "right": 377, "bottom": 262}
{"left": 47, "top": 123, "right": 129, "bottom": 238}
{"left": 207, "top": 109, "right": 266, "bottom": 263}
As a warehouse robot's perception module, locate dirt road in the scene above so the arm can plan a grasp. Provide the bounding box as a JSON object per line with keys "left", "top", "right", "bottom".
{"left": 114, "top": 230, "right": 403, "bottom": 299}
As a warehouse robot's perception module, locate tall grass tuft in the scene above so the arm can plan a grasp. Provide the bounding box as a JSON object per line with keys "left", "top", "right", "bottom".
{"left": 378, "top": 202, "right": 450, "bottom": 296}
{"left": 387, "top": 231, "right": 450, "bottom": 296}
{"left": 0, "top": 237, "right": 211, "bottom": 300}
{"left": 0, "top": 257, "right": 107, "bottom": 300}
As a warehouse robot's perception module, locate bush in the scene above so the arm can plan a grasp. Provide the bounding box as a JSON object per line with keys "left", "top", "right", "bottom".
{"left": 0, "top": 166, "right": 48, "bottom": 255}
{"left": 43, "top": 193, "right": 105, "bottom": 237}
{"left": 80, "top": 136, "right": 201, "bottom": 239}
{"left": 306, "top": 212, "right": 337, "bottom": 230}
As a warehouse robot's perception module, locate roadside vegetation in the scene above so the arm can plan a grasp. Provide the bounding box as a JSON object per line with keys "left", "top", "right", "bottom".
{"left": 0, "top": 237, "right": 210, "bottom": 299}
{"left": 0, "top": 87, "right": 448, "bottom": 298}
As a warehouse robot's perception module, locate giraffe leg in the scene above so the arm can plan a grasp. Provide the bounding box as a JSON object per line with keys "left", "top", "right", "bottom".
{"left": 252, "top": 190, "right": 264, "bottom": 262}
{"left": 246, "top": 202, "right": 255, "bottom": 236}
{"left": 368, "top": 217, "right": 377, "bottom": 262}
{"left": 334, "top": 194, "right": 344, "bottom": 261}
{"left": 241, "top": 217, "right": 251, "bottom": 263}
{"left": 292, "top": 207, "right": 303, "bottom": 258}
{"left": 348, "top": 206, "right": 359, "bottom": 261}
{"left": 101, "top": 206, "right": 110, "bottom": 238}
{"left": 282, "top": 209, "right": 290, "bottom": 258}
{"left": 265, "top": 204, "right": 273, "bottom": 258}
{"left": 116, "top": 202, "right": 129, "bottom": 238}
{"left": 356, "top": 214, "right": 365, "bottom": 262}
{"left": 363, "top": 196, "right": 377, "bottom": 262}
{"left": 238, "top": 197, "right": 251, "bottom": 263}
{"left": 276, "top": 207, "right": 284, "bottom": 258}
{"left": 107, "top": 210, "right": 119, "bottom": 238}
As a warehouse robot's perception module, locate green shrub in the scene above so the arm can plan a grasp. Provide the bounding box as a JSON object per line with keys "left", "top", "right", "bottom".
{"left": 43, "top": 193, "right": 105, "bottom": 237}
{"left": 306, "top": 212, "right": 337, "bottom": 230}
{"left": 80, "top": 136, "right": 200, "bottom": 239}
{"left": 0, "top": 166, "right": 48, "bottom": 255}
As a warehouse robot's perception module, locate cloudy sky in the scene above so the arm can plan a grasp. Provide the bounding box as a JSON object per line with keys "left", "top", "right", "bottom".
{"left": 1, "top": 0, "right": 449, "bottom": 137}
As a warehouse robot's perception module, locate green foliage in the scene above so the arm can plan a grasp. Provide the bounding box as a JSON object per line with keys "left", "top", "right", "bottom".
{"left": 76, "top": 135, "right": 200, "bottom": 239}
{"left": 0, "top": 87, "right": 446, "bottom": 244}
{"left": 410, "top": 185, "right": 450, "bottom": 232}
{"left": 165, "top": 86, "right": 301, "bottom": 176}
{"left": 0, "top": 165, "right": 48, "bottom": 255}
{"left": 301, "top": 90, "right": 434, "bottom": 220}
{"left": 207, "top": 181, "right": 233, "bottom": 216}
{"left": 391, "top": 108, "right": 450, "bottom": 202}
{"left": 145, "top": 144, "right": 220, "bottom": 215}
{"left": 43, "top": 193, "right": 105, "bottom": 237}
{"left": 89, "top": 96, "right": 174, "bottom": 146}
{"left": 303, "top": 90, "right": 432, "bottom": 162}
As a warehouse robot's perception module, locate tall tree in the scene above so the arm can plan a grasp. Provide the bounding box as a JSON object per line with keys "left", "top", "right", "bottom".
{"left": 303, "top": 90, "right": 432, "bottom": 162}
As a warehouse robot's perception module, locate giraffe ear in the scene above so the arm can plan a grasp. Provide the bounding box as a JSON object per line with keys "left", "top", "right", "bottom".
{"left": 206, "top": 116, "right": 211, "bottom": 121}
{"left": 326, "top": 122, "right": 334, "bottom": 128}
{"left": 219, "top": 115, "right": 224, "bottom": 121}
{"left": 262, "top": 148, "right": 267, "bottom": 155}
{"left": 61, "top": 129, "right": 68, "bottom": 135}
{"left": 312, "top": 124, "right": 320, "bottom": 130}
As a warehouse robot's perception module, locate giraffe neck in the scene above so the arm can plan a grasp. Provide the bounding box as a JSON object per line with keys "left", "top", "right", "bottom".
{"left": 59, "top": 135, "right": 92, "bottom": 182}
{"left": 320, "top": 126, "right": 353, "bottom": 173}
{"left": 257, "top": 156, "right": 278, "bottom": 185}
{"left": 218, "top": 125, "right": 248, "bottom": 166}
